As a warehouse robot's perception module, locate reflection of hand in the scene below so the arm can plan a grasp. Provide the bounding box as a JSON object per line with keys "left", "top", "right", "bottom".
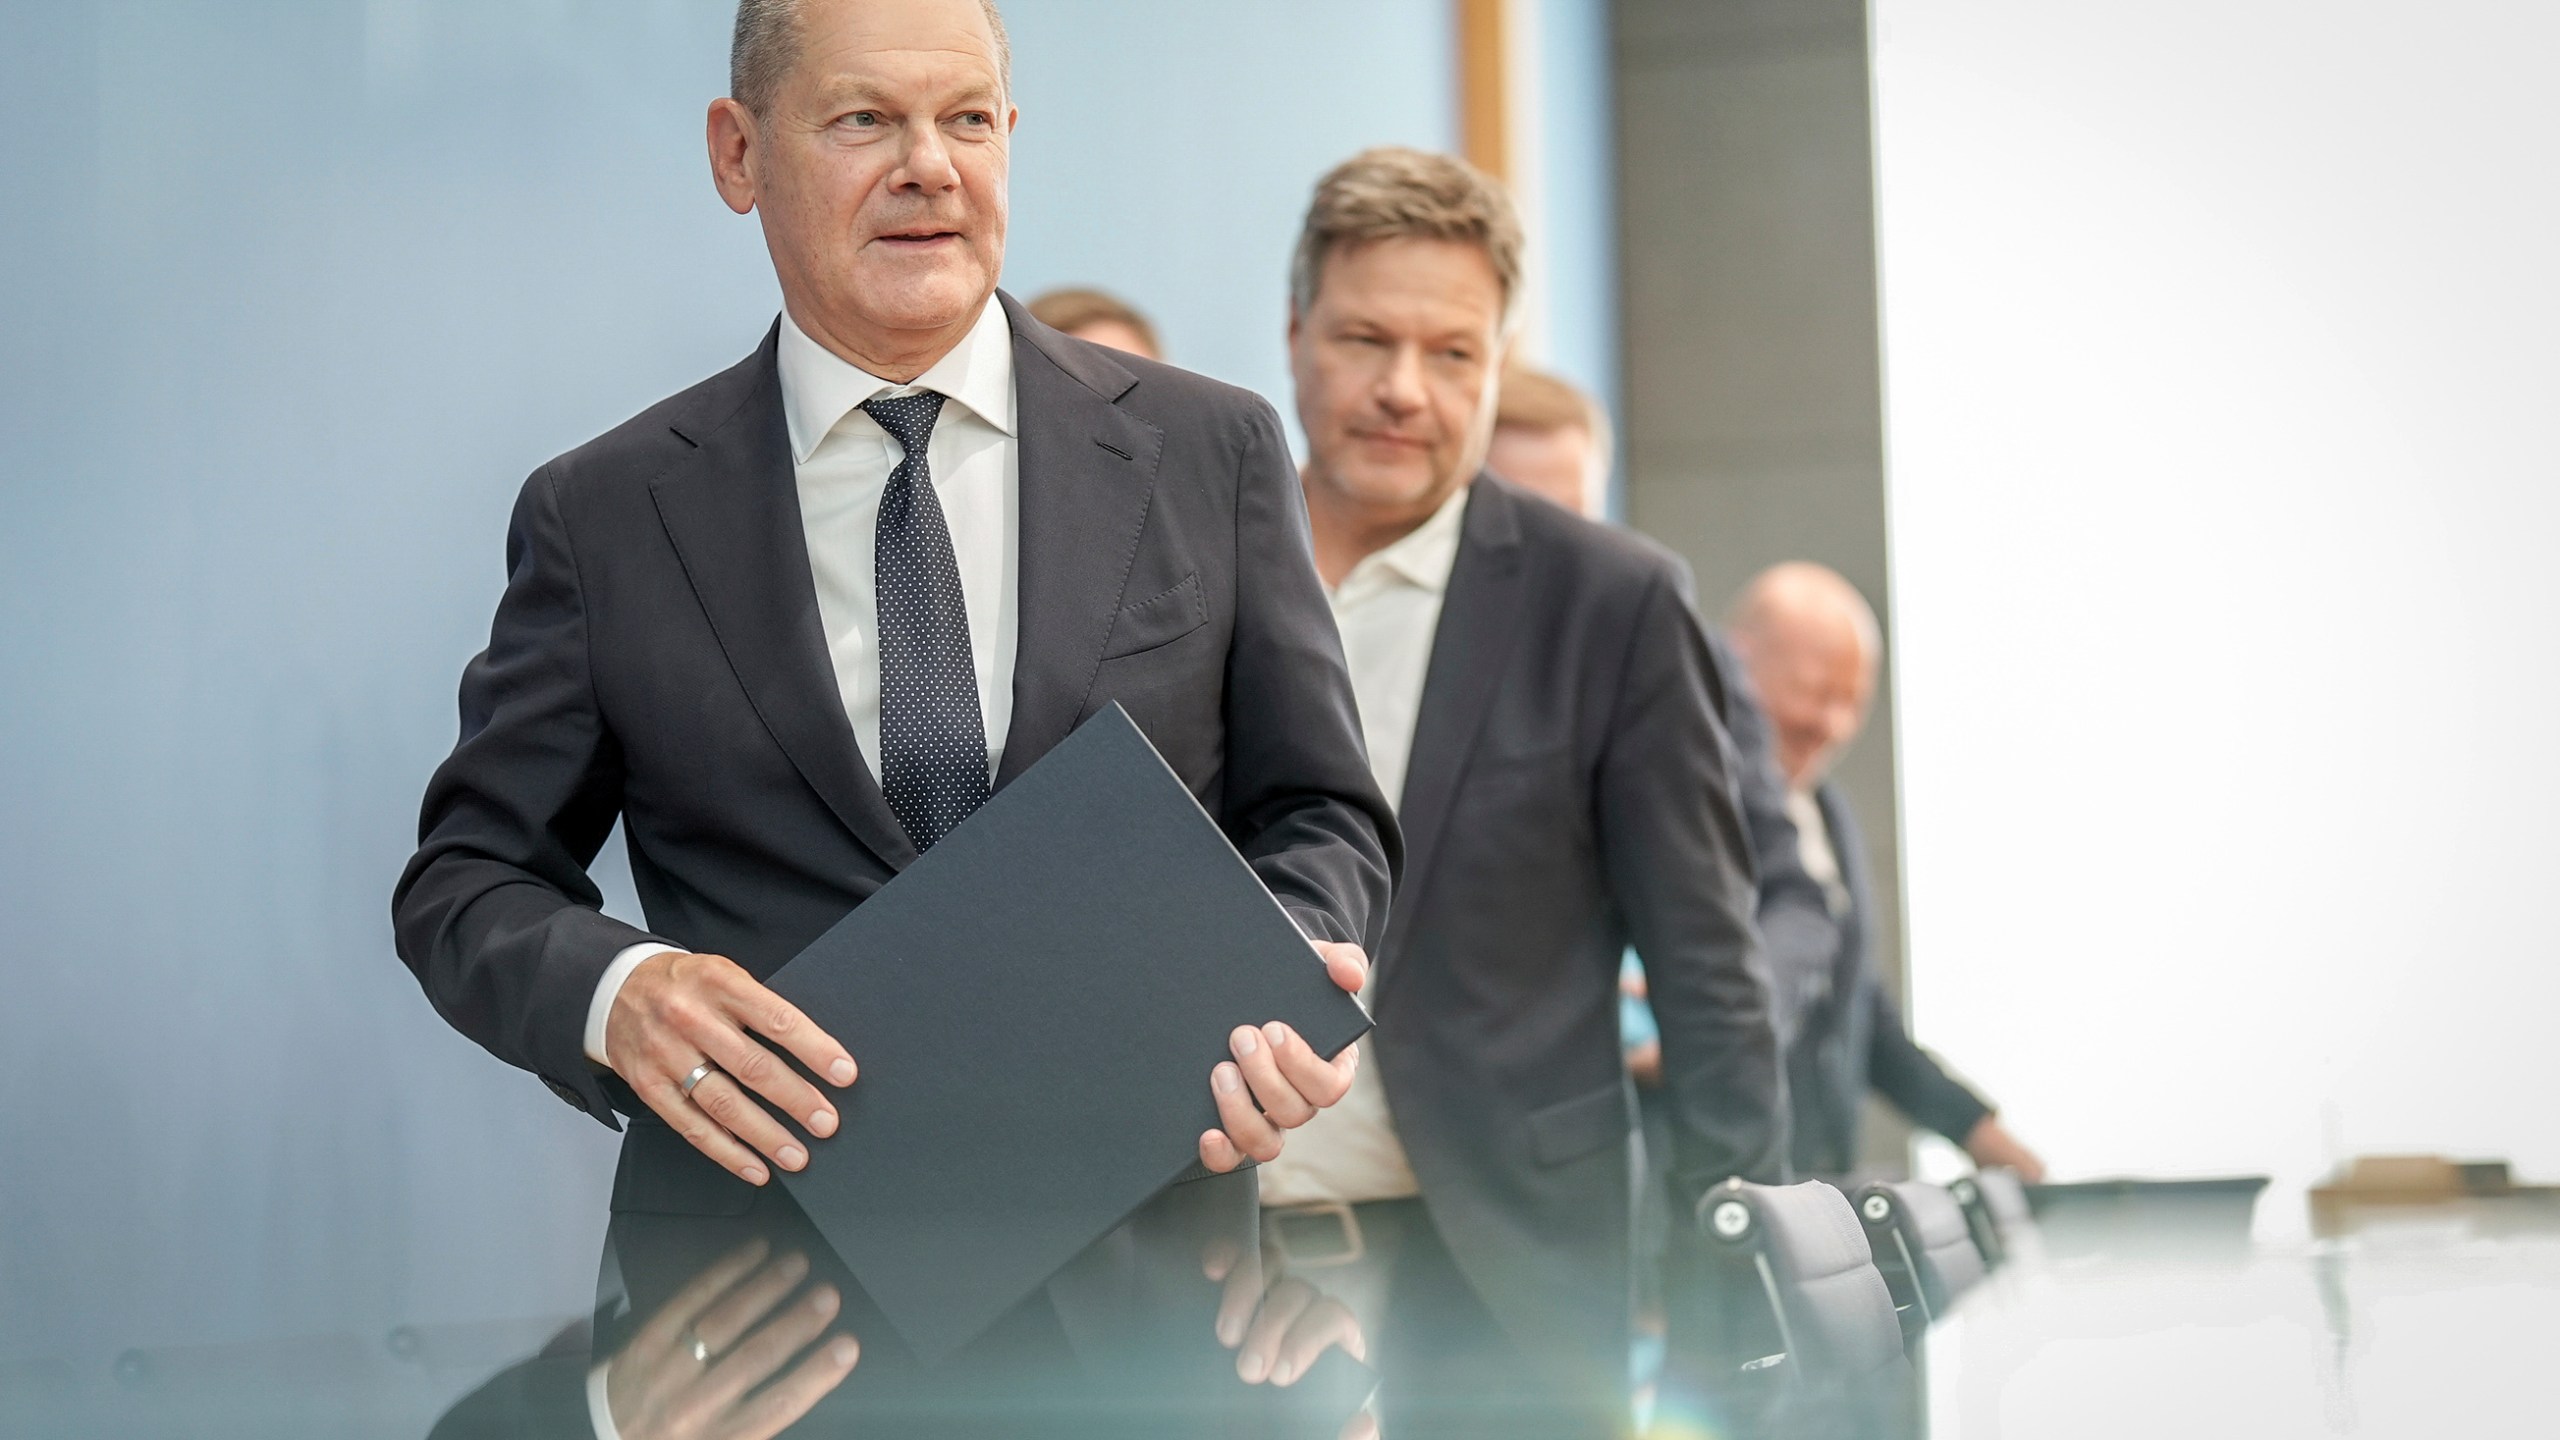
{"left": 1202, "top": 1236, "right": 1368, "bottom": 1389}
{"left": 1962, "top": 1115, "right": 2047, "bottom": 1184}
{"left": 605, "top": 1237, "right": 860, "bottom": 1440}
{"left": 605, "top": 951, "right": 859, "bottom": 1186}
{"left": 1197, "top": 942, "right": 1370, "bottom": 1174}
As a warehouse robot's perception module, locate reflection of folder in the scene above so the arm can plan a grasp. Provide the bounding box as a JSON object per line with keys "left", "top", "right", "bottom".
{"left": 767, "top": 705, "right": 1373, "bottom": 1358}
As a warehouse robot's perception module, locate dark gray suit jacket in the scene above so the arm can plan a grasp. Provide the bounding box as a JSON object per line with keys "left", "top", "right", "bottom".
{"left": 1698, "top": 628, "right": 1842, "bottom": 1050}
{"left": 1785, "top": 783, "right": 1990, "bottom": 1176}
{"left": 1372, "top": 475, "right": 1784, "bottom": 1373}
{"left": 394, "top": 292, "right": 1398, "bottom": 1128}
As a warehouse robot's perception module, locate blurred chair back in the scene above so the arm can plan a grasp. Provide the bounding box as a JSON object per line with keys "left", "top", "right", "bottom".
{"left": 1949, "top": 1166, "right": 2039, "bottom": 1268}
{"left": 1854, "top": 1181, "right": 1987, "bottom": 1332}
{"left": 1697, "top": 1178, "right": 1907, "bottom": 1386}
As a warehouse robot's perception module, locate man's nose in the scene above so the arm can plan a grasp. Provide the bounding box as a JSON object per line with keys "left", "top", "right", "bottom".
{"left": 893, "top": 124, "right": 961, "bottom": 191}
{"left": 1372, "top": 344, "right": 1427, "bottom": 416}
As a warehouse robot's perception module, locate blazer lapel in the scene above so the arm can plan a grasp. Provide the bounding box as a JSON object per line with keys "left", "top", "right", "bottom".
{"left": 992, "top": 291, "right": 1165, "bottom": 788}
{"left": 1380, "top": 476, "right": 1529, "bottom": 982}
{"left": 648, "top": 324, "right": 920, "bottom": 873}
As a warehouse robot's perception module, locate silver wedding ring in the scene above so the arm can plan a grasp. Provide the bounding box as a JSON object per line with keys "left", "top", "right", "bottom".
{"left": 682, "top": 1327, "right": 712, "bottom": 1364}
{"left": 679, "top": 1061, "right": 719, "bottom": 1096}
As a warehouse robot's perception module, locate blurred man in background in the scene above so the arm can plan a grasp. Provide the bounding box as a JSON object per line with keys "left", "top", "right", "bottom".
{"left": 1487, "top": 365, "right": 1841, "bottom": 1080}
{"left": 1025, "top": 285, "right": 1163, "bottom": 360}
{"left": 1485, "top": 364, "right": 1609, "bottom": 517}
{"left": 1728, "top": 562, "right": 2045, "bottom": 1181}
{"left": 1263, "top": 148, "right": 1782, "bottom": 1433}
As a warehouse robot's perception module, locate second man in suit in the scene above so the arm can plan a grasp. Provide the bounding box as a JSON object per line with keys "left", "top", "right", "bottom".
{"left": 1255, "top": 147, "right": 1785, "bottom": 1428}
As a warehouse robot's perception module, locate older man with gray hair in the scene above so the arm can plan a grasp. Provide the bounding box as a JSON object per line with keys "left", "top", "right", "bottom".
{"left": 394, "top": 4, "right": 1397, "bottom": 1415}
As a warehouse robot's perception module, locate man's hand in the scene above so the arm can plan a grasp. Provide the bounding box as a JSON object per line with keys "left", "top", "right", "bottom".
{"left": 1962, "top": 1114, "right": 2047, "bottom": 1184}
{"left": 1196, "top": 941, "right": 1369, "bottom": 1173}
{"left": 606, "top": 951, "right": 859, "bottom": 1185}
{"left": 604, "top": 1238, "right": 859, "bottom": 1440}
{"left": 1203, "top": 1235, "right": 1369, "bottom": 1388}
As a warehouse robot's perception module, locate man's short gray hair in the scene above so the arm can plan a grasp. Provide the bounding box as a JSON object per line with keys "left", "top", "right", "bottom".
{"left": 731, "top": 0, "right": 1013, "bottom": 118}
{"left": 1289, "top": 146, "right": 1525, "bottom": 330}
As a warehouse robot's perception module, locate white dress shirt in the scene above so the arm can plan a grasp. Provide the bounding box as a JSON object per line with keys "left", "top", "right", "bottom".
{"left": 1786, "top": 786, "right": 1852, "bottom": 919}
{"left": 582, "top": 302, "right": 1022, "bottom": 1069}
{"left": 1254, "top": 483, "right": 1473, "bottom": 1208}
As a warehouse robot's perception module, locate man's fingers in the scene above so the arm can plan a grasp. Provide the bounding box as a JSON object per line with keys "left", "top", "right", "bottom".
{"left": 724, "top": 1332, "right": 861, "bottom": 1440}
{"left": 1213, "top": 1243, "right": 1267, "bottom": 1348}
{"left": 1263, "top": 1022, "right": 1356, "bottom": 1111}
{"left": 687, "top": 1073, "right": 810, "bottom": 1172}
{"left": 1236, "top": 1277, "right": 1317, "bottom": 1383}
{"left": 718, "top": 969, "right": 859, "bottom": 1088}
{"left": 689, "top": 1250, "right": 812, "bottom": 1358}
{"left": 1273, "top": 1297, "right": 1366, "bottom": 1383}
{"left": 1198, "top": 1128, "right": 1245, "bottom": 1173}
{"left": 1231, "top": 1025, "right": 1318, "bottom": 1129}
{"left": 640, "top": 1072, "right": 773, "bottom": 1186}
{"left": 1211, "top": 1062, "right": 1285, "bottom": 1163}
{"left": 682, "top": 1284, "right": 842, "bottom": 1426}
{"left": 632, "top": 1237, "right": 772, "bottom": 1359}
{"left": 1316, "top": 942, "right": 1370, "bottom": 995}
{"left": 687, "top": 1011, "right": 836, "bottom": 1141}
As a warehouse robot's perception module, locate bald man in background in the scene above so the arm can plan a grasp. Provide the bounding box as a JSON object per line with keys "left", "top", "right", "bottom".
{"left": 1728, "top": 563, "right": 2044, "bottom": 1181}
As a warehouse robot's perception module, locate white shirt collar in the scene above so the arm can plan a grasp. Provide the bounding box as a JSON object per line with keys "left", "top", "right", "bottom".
{"left": 1334, "top": 482, "right": 1473, "bottom": 600}
{"left": 776, "top": 297, "right": 1019, "bottom": 465}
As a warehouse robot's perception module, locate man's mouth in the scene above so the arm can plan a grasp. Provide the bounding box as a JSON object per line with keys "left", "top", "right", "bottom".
{"left": 875, "top": 228, "right": 962, "bottom": 248}
{"left": 1351, "top": 429, "right": 1429, "bottom": 451}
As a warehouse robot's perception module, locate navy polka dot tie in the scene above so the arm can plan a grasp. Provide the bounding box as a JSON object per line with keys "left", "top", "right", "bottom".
{"left": 864, "top": 390, "right": 989, "bottom": 851}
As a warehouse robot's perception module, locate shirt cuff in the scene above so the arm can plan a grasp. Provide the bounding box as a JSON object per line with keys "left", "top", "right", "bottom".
{"left": 585, "top": 1359, "right": 624, "bottom": 1440}
{"left": 585, "top": 943, "right": 685, "bottom": 1070}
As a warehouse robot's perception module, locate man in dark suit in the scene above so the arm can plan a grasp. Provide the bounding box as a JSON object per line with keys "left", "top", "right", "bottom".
{"left": 393, "top": 0, "right": 1394, "bottom": 1214}
{"left": 1726, "top": 562, "right": 2045, "bottom": 1181}
{"left": 1257, "top": 147, "right": 1784, "bottom": 1430}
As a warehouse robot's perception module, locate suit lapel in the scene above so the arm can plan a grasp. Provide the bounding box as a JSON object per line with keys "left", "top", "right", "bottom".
{"left": 1381, "top": 477, "right": 1528, "bottom": 982}
{"left": 649, "top": 324, "right": 920, "bottom": 872}
{"left": 992, "top": 291, "right": 1165, "bottom": 789}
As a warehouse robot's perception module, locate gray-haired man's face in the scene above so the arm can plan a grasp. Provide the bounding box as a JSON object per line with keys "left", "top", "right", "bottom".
{"left": 733, "top": 0, "right": 1014, "bottom": 350}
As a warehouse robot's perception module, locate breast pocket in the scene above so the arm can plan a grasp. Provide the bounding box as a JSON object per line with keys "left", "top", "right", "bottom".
{"left": 1100, "top": 572, "right": 1207, "bottom": 660}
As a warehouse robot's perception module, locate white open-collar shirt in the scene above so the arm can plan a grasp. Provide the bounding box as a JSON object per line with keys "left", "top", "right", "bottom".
{"left": 1254, "top": 481, "right": 1473, "bottom": 1208}
{"left": 582, "top": 300, "right": 1023, "bottom": 1069}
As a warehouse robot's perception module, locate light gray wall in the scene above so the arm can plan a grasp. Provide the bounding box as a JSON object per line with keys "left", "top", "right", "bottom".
{"left": 1612, "top": 0, "right": 1913, "bottom": 1168}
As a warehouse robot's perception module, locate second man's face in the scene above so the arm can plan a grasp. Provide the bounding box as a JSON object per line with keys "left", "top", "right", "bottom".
{"left": 1289, "top": 237, "right": 1508, "bottom": 524}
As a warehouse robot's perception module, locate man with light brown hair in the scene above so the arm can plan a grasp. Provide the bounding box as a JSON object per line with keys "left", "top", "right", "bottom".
{"left": 1025, "top": 286, "right": 1163, "bottom": 360}
{"left": 1262, "top": 145, "right": 1782, "bottom": 1433}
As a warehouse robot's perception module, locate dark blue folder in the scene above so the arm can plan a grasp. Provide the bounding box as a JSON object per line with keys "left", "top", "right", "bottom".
{"left": 766, "top": 704, "right": 1373, "bottom": 1358}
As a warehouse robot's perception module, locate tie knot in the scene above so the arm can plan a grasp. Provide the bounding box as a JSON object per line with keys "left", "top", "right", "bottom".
{"left": 861, "top": 389, "right": 946, "bottom": 454}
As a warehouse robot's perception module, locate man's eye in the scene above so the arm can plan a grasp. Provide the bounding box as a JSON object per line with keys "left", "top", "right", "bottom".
{"left": 956, "top": 112, "right": 990, "bottom": 127}
{"left": 844, "top": 112, "right": 879, "bottom": 128}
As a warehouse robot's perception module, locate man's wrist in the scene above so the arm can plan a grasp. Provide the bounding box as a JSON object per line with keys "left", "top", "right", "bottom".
{"left": 585, "top": 943, "right": 684, "bottom": 1070}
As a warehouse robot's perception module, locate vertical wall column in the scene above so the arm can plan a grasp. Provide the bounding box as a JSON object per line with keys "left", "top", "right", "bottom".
{"left": 1613, "top": 0, "right": 1914, "bottom": 1168}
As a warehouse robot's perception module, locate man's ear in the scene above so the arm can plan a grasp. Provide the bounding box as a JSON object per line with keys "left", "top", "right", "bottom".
{"left": 707, "top": 98, "right": 760, "bottom": 216}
